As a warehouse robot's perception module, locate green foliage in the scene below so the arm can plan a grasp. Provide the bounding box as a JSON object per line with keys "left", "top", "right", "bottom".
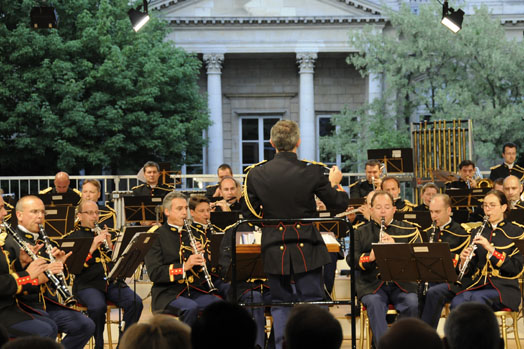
{"left": 322, "top": 3, "right": 524, "bottom": 171}
{"left": 0, "top": 0, "right": 209, "bottom": 174}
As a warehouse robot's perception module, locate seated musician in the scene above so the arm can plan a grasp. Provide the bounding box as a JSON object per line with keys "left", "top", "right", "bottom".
{"left": 205, "top": 163, "right": 233, "bottom": 199}
{"left": 349, "top": 160, "right": 382, "bottom": 199}
{"left": 421, "top": 190, "right": 524, "bottom": 329}
{"left": 489, "top": 142, "right": 524, "bottom": 181}
{"left": 3, "top": 196, "right": 94, "bottom": 349}
{"left": 64, "top": 199, "right": 143, "bottom": 349}
{"left": 493, "top": 177, "right": 504, "bottom": 192}
{"left": 502, "top": 175, "right": 523, "bottom": 210}
{"left": 81, "top": 179, "right": 117, "bottom": 230}
{"left": 414, "top": 183, "right": 439, "bottom": 211}
{"left": 144, "top": 192, "right": 222, "bottom": 326}
{"left": 0, "top": 195, "right": 58, "bottom": 339}
{"left": 210, "top": 176, "right": 242, "bottom": 212}
{"left": 445, "top": 160, "right": 478, "bottom": 190}
{"left": 39, "top": 172, "right": 81, "bottom": 203}
{"left": 132, "top": 161, "right": 172, "bottom": 197}
{"left": 348, "top": 191, "right": 421, "bottom": 345}
{"left": 381, "top": 176, "right": 415, "bottom": 212}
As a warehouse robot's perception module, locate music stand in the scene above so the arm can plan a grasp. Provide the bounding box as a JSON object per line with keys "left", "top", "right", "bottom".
{"left": 395, "top": 211, "right": 432, "bottom": 233}
{"left": 315, "top": 210, "right": 347, "bottom": 238}
{"left": 44, "top": 205, "right": 76, "bottom": 237}
{"left": 211, "top": 211, "right": 240, "bottom": 230}
{"left": 107, "top": 232, "right": 157, "bottom": 281}
{"left": 446, "top": 188, "right": 490, "bottom": 209}
{"left": 507, "top": 209, "right": 524, "bottom": 225}
{"left": 112, "top": 226, "right": 150, "bottom": 261}
{"left": 368, "top": 148, "right": 414, "bottom": 173}
{"left": 209, "top": 232, "right": 224, "bottom": 272}
{"left": 123, "top": 196, "right": 163, "bottom": 223}
{"left": 225, "top": 245, "right": 265, "bottom": 282}
{"left": 39, "top": 191, "right": 80, "bottom": 206}
{"left": 58, "top": 237, "right": 93, "bottom": 274}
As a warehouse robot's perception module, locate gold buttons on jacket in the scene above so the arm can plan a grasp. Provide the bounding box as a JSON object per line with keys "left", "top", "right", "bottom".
{"left": 279, "top": 227, "right": 283, "bottom": 231}
{"left": 296, "top": 224, "right": 301, "bottom": 229}
{"left": 280, "top": 246, "right": 284, "bottom": 250}
{"left": 299, "top": 243, "right": 304, "bottom": 247}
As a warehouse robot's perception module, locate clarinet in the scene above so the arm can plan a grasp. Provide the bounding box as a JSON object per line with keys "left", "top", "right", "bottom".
{"left": 457, "top": 215, "right": 489, "bottom": 283}
{"left": 38, "top": 224, "right": 70, "bottom": 292}
{"left": 424, "top": 221, "right": 439, "bottom": 294}
{"left": 207, "top": 219, "right": 217, "bottom": 235}
{"left": 2, "top": 222, "right": 76, "bottom": 307}
{"left": 183, "top": 220, "right": 217, "bottom": 292}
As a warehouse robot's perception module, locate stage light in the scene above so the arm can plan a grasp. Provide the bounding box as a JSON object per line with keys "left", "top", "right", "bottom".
{"left": 30, "top": 6, "right": 59, "bottom": 29}
{"left": 441, "top": 1, "right": 464, "bottom": 33}
{"left": 128, "top": 0, "right": 150, "bottom": 32}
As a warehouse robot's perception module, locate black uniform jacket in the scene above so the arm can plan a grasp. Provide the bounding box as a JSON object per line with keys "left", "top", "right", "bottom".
{"left": 144, "top": 222, "right": 214, "bottom": 313}
{"left": 423, "top": 220, "right": 470, "bottom": 267}
{"left": 455, "top": 220, "right": 524, "bottom": 311}
{"left": 414, "top": 203, "right": 429, "bottom": 211}
{"left": 242, "top": 152, "right": 350, "bottom": 275}
{"left": 394, "top": 198, "right": 415, "bottom": 212}
{"left": 349, "top": 179, "right": 374, "bottom": 199}
{"left": 205, "top": 184, "right": 219, "bottom": 199}
{"left": 63, "top": 226, "right": 114, "bottom": 294}
{"left": 0, "top": 235, "right": 36, "bottom": 335}
{"left": 350, "top": 219, "right": 422, "bottom": 300}
{"left": 132, "top": 183, "right": 172, "bottom": 197}
{"left": 489, "top": 163, "right": 524, "bottom": 181}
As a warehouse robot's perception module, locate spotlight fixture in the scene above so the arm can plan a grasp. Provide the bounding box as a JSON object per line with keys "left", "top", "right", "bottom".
{"left": 30, "top": 6, "right": 59, "bottom": 29}
{"left": 441, "top": 1, "right": 464, "bottom": 33}
{"left": 128, "top": 0, "right": 150, "bottom": 32}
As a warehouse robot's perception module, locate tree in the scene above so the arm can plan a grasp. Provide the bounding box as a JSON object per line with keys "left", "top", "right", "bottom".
{"left": 321, "top": 3, "right": 524, "bottom": 172}
{"left": 0, "top": 0, "right": 209, "bottom": 175}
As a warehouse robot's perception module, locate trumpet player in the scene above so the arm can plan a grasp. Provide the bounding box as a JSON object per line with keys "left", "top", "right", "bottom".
{"left": 3, "top": 196, "right": 94, "bottom": 348}
{"left": 348, "top": 191, "right": 421, "bottom": 346}
{"left": 349, "top": 160, "right": 382, "bottom": 199}
{"left": 445, "top": 160, "right": 478, "bottom": 190}
{"left": 64, "top": 199, "right": 143, "bottom": 349}
{"left": 144, "top": 192, "right": 222, "bottom": 326}
{"left": 422, "top": 190, "right": 524, "bottom": 329}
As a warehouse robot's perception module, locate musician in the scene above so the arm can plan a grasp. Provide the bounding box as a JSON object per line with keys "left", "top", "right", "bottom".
{"left": 132, "top": 161, "right": 172, "bottom": 197}
{"left": 349, "top": 159, "right": 382, "bottom": 199}
{"left": 81, "top": 179, "right": 117, "bottom": 230}
{"left": 64, "top": 200, "right": 143, "bottom": 349}
{"left": 144, "top": 192, "right": 222, "bottom": 326}
{"left": 3, "top": 195, "right": 94, "bottom": 348}
{"left": 422, "top": 190, "right": 524, "bottom": 329}
{"left": 0, "top": 195, "right": 58, "bottom": 339}
{"left": 445, "top": 160, "right": 477, "bottom": 190}
{"left": 39, "top": 172, "right": 81, "bottom": 203}
{"left": 489, "top": 142, "right": 524, "bottom": 181}
{"left": 493, "top": 177, "right": 504, "bottom": 192}
{"left": 349, "top": 191, "right": 421, "bottom": 344}
{"left": 205, "top": 163, "right": 233, "bottom": 199}
{"left": 381, "top": 176, "right": 415, "bottom": 212}
{"left": 502, "top": 175, "right": 523, "bottom": 209}
{"left": 242, "top": 120, "right": 349, "bottom": 349}
{"left": 211, "top": 176, "right": 242, "bottom": 212}
{"left": 414, "top": 183, "right": 439, "bottom": 211}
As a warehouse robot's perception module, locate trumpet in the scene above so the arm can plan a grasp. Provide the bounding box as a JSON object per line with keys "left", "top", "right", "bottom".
{"left": 183, "top": 220, "right": 217, "bottom": 293}
{"left": 457, "top": 215, "right": 489, "bottom": 283}
{"left": 94, "top": 223, "right": 112, "bottom": 255}
{"left": 2, "top": 223, "right": 76, "bottom": 307}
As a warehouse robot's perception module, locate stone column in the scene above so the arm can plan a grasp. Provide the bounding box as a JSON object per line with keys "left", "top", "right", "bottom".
{"left": 296, "top": 52, "right": 317, "bottom": 161}
{"left": 368, "top": 72, "right": 383, "bottom": 104}
{"left": 203, "top": 53, "right": 225, "bottom": 174}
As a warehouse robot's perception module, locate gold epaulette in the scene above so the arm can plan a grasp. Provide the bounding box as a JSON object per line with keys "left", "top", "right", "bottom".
{"left": 244, "top": 160, "right": 267, "bottom": 173}
{"left": 490, "top": 164, "right": 502, "bottom": 170}
{"left": 73, "top": 188, "right": 82, "bottom": 196}
{"left": 302, "top": 159, "right": 327, "bottom": 167}
{"left": 104, "top": 203, "right": 116, "bottom": 213}
{"left": 512, "top": 221, "right": 524, "bottom": 229}
{"left": 402, "top": 220, "right": 421, "bottom": 228}
{"left": 131, "top": 184, "right": 145, "bottom": 190}
{"left": 405, "top": 199, "right": 416, "bottom": 208}
{"left": 206, "top": 184, "right": 216, "bottom": 188}
{"left": 353, "top": 221, "right": 366, "bottom": 230}
{"left": 147, "top": 225, "right": 161, "bottom": 233}
{"left": 461, "top": 222, "right": 482, "bottom": 232}
{"left": 157, "top": 186, "right": 172, "bottom": 192}
{"left": 39, "top": 187, "right": 52, "bottom": 194}
{"left": 349, "top": 179, "right": 364, "bottom": 188}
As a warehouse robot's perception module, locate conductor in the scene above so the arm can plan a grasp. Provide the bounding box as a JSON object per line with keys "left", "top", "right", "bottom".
{"left": 242, "top": 120, "right": 349, "bottom": 349}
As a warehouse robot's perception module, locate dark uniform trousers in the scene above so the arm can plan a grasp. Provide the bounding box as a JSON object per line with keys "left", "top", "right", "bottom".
{"left": 144, "top": 223, "right": 222, "bottom": 327}
{"left": 64, "top": 226, "right": 142, "bottom": 349}
{"left": 4, "top": 229, "right": 95, "bottom": 348}
{"left": 242, "top": 152, "right": 350, "bottom": 349}
{"left": 421, "top": 220, "right": 523, "bottom": 329}
{"left": 350, "top": 220, "right": 421, "bottom": 344}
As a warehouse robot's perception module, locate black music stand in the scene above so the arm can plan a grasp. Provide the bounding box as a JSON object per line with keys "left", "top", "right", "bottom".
{"left": 44, "top": 205, "right": 76, "bottom": 237}
{"left": 225, "top": 248, "right": 265, "bottom": 282}
{"left": 446, "top": 188, "right": 490, "bottom": 208}
{"left": 508, "top": 209, "right": 524, "bottom": 225}
{"left": 315, "top": 210, "right": 347, "bottom": 238}
{"left": 123, "top": 196, "right": 163, "bottom": 223}
{"left": 58, "top": 237, "right": 93, "bottom": 274}
{"left": 107, "top": 232, "right": 157, "bottom": 281}
{"left": 112, "top": 226, "right": 150, "bottom": 261}
{"left": 367, "top": 148, "right": 414, "bottom": 173}
{"left": 395, "top": 211, "right": 432, "bottom": 233}
{"left": 209, "top": 232, "right": 224, "bottom": 272}
{"left": 39, "top": 191, "right": 80, "bottom": 206}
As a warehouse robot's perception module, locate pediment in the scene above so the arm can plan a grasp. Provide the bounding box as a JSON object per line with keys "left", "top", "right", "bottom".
{"left": 151, "top": 0, "right": 384, "bottom": 18}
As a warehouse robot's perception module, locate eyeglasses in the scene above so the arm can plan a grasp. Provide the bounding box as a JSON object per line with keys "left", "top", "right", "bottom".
{"left": 79, "top": 211, "right": 99, "bottom": 215}
{"left": 482, "top": 203, "right": 500, "bottom": 209}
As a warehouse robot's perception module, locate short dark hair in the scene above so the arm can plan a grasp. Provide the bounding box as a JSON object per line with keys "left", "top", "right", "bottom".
{"left": 381, "top": 176, "right": 399, "bottom": 190}
{"left": 219, "top": 176, "right": 239, "bottom": 189}
{"left": 143, "top": 161, "right": 160, "bottom": 172}
{"left": 365, "top": 160, "right": 381, "bottom": 169}
{"left": 502, "top": 142, "right": 517, "bottom": 154}
{"left": 2, "top": 337, "right": 64, "bottom": 349}
{"left": 485, "top": 189, "right": 508, "bottom": 208}
{"left": 421, "top": 182, "right": 439, "bottom": 195}
{"left": 188, "top": 195, "right": 210, "bottom": 211}
{"left": 270, "top": 120, "right": 300, "bottom": 152}
{"left": 493, "top": 177, "right": 504, "bottom": 187}
{"left": 458, "top": 160, "right": 475, "bottom": 170}
{"left": 192, "top": 302, "right": 256, "bottom": 349}
{"left": 285, "top": 305, "right": 343, "bottom": 349}
{"left": 379, "top": 318, "right": 442, "bottom": 349}
{"left": 371, "top": 191, "right": 394, "bottom": 207}
{"left": 217, "top": 163, "right": 232, "bottom": 174}
{"left": 444, "top": 302, "right": 502, "bottom": 349}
